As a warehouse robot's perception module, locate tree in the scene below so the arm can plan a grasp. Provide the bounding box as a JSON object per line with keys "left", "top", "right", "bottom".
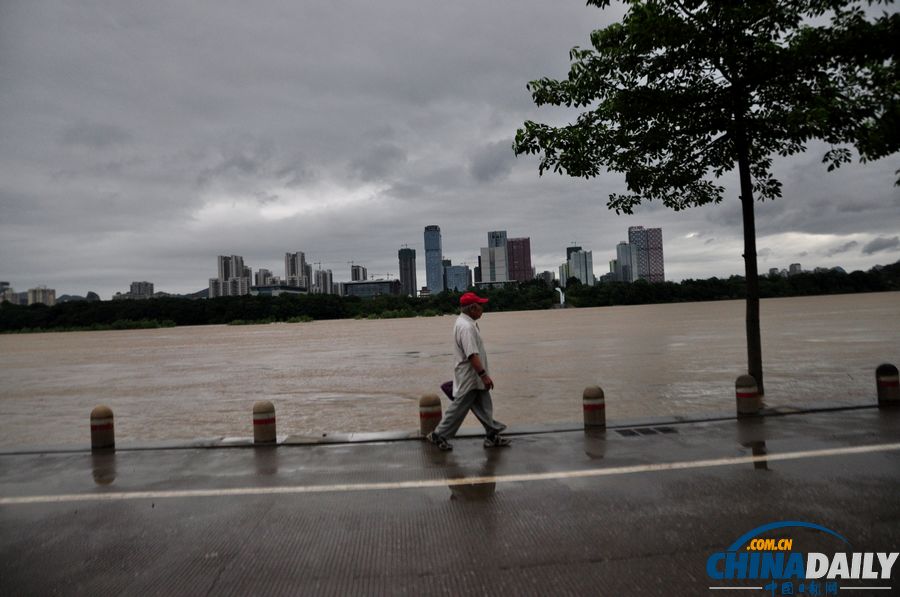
{"left": 514, "top": 0, "right": 898, "bottom": 394}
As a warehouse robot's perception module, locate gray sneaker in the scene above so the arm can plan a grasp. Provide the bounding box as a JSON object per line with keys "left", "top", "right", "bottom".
{"left": 426, "top": 432, "right": 452, "bottom": 451}
{"left": 484, "top": 434, "right": 511, "bottom": 448}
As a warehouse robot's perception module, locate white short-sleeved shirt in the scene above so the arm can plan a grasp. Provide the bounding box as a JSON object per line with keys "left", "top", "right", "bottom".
{"left": 452, "top": 312, "right": 488, "bottom": 397}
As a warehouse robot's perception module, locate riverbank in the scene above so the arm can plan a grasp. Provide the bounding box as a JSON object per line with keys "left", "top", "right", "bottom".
{"left": 2, "top": 406, "right": 898, "bottom": 595}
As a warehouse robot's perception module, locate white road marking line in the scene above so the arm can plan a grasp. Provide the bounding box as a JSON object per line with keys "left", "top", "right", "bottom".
{"left": 2, "top": 442, "right": 899, "bottom": 506}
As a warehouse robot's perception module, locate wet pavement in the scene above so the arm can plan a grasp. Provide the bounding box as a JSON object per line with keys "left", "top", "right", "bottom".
{"left": 1, "top": 407, "right": 898, "bottom": 596}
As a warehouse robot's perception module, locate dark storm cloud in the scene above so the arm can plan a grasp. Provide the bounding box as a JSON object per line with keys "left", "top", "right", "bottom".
{"left": 1, "top": 1, "right": 897, "bottom": 297}
{"left": 469, "top": 139, "right": 517, "bottom": 183}
{"left": 349, "top": 144, "right": 407, "bottom": 182}
{"left": 863, "top": 236, "right": 900, "bottom": 255}
{"left": 826, "top": 241, "right": 859, "bottom": 257}
{"left": 196, "top": 138, "right": 312, "bottom": 190}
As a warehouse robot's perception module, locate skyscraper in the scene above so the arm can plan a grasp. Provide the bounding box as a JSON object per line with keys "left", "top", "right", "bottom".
{"left": 480, "top": 245, "right": 508, "bottom": 283}
{"left": 398, "top": 248, "right": 417, "bottom": 297}
{"left": 254, "top": 269, "right": 274, "bottom": 287}
{"left": 424, "top": 225, "right": 444, "bottom": 293}
{"left": 351, "top": 265, "right": 368, "bottom": 281}
{"left": 568, "top": 250, "right": 595, "bottom": 286}
{"left": 285, "top": 252, "right": 311, "bottom": 289}
{"left": 488, "top": 230, "right": 507, "bottom": 248}
{"left": 480, "top": 231, "right": 509, "bottom": 283}
{"left": 210, "top": 255, "right": 251, "bottom": 297}
{"left": 615, "top": 241, "right": 638, "bottom": 282}
{"left": 130, "top": 281, "right": 154, "bottom": 298}
{"left": 27, "top": 286, "right": 56, "bottom": 306}
{"left": 566, "top": 246, "right": 583, "bottom": 261}
{"left": 507, "top": 237, "right": 532, "bottom": 283}
{"left": 628, "top": 226, "right": 665, "bottom": 283}
{"left": 559, "top": 262, "right": 569, "bottom": 287}
{"left": 313, "top": 269, "right": 334, "bottom": 294}
{"left": 444, "top": 265, "right": 472, "bottom": 292}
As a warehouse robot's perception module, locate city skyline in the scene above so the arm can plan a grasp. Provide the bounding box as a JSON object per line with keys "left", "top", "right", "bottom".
{"left": 1, "top": 225, "right": 889, "bottom": 301}
{"left": 2, "top": 2, "right": 898, "bottom": 300}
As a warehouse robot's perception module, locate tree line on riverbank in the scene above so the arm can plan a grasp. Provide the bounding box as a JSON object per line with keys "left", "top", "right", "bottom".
{"left": 1, "top": 261, "right": 897, "bottom": 333}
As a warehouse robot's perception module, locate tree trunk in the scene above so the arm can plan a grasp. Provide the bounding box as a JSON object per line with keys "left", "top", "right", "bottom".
{"left": 733, "top": 106, "right": 765, "bottom": 395}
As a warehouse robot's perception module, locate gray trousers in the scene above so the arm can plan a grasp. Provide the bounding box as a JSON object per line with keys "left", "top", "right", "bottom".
{"left": 434, "top": 389, "right": 506, "bottom": 439}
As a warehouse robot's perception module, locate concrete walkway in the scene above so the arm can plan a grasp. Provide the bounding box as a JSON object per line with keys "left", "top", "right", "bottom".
{"left": 1, "top": 407, "right": 898, "bottom": 596}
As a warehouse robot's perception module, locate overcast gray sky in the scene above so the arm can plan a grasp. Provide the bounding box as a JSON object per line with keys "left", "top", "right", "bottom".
{"left": 1, "top": 0, "right": 898, "bottom": 299}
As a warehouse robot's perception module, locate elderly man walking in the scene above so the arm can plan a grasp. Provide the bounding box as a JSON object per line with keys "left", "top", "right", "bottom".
{"left": 426, "top": 292, "right": 510, "bottom": 451}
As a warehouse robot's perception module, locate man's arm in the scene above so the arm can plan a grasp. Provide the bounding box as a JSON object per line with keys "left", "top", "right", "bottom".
{"left": 468, "top": 353, "right": 493, "bottom": 390}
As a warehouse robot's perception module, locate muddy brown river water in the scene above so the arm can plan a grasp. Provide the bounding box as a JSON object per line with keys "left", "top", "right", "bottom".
{"left": 1, "top": 292, "right": 897, "bottom": 447}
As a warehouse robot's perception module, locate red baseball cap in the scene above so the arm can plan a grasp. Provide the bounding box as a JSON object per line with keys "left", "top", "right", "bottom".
{"left": 459, "top": 292, "right": 489, "bottom": 306}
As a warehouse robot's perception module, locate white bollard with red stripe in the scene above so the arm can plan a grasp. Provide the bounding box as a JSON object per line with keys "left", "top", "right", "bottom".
{"left": 253, "top": 401, "right": 276, "bottom": 444}
{"left": 90, "top": 405, "right": 115, "bottom": 451}
{"left": 736, "top": 375, "right": 761, "bottom": 417}
{"left": 583, "top": 386, "right": 605, "bottom": 428}
{"left": 419, "top": 394, "right": 442, "bottom": 436}
{"left": 876, "top": 363, "right": 899, "bottom": 408}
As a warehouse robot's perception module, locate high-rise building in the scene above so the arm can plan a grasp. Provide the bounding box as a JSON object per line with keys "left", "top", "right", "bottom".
{"left": 566, "top": 246, "right": 583, "bottom": 261}
{"left": 506, "top": 237, "right": 532, "bottom": 283}
{"left": 218, "top": 254, "right": 238, "bottom": 281}
{"left": 568, "top": 250, "right": 595, "bottom": 286}
{"left": 254, "top": 269, "right": 274, "bottom": 287}
{"left": 789, "top": 263, "right": 803, "bottom": 276}
{"left": 558, "top": 263, "right": 570, "bottom": 287}
{"left": 1, "top": 283, "right": 18, "bottom": 304}
{"left": 424, "top": 225, "right": 444, "bottom": 293}
{"left": 488, "top": 230, "right": 507, "bottom": 248}
{"left": 313, "top": 269, "right": 334, "bottom": 294}
{"left": 210, "top": 255, "right": 251, "bottom": 297}
{"left": 444, "top": 265, "right": 472, "bottom": 292}
{"left": 398, "top": 248, "right": 417, "bottom": 297}
{"left": 479, "top": 231, "right": 510, "bottom": 283}
{"left": 27, "top": 286, "right": 56, "bottom": 306}
{"left": 285, "top": 252, "right": 311, "bottom": 289}
{"left": 628, "top": 226, "right": 665, "bottom": 283}
{"left": 615, "top": 241, "right": 639, "bottom": 282}
{"left": 480, "top": 245, "right": 508, "bottom": 283}
{"left": 129, "top": 281, "right": 155, "bottom": 299}
{"left": 351, "top": 265, "right": 368, "bottom": 282}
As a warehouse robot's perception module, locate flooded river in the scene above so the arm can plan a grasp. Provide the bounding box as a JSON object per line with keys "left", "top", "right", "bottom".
{"left": 1, "top": 292, "right": 897, "bottom": 447}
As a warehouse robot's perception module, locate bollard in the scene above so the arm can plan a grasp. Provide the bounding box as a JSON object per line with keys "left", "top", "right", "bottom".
{"left": 253, "top": 401, "right": 276, "bottom": 444}
{"left": 876, "top": 363, "right": 899, "bottom": 408}
{"left": 419, "top": 394, "right": 442, "bottom": 436}
{"left": 583, "top": 386, "right": 606, "bottom": 428}
{"left": 736, "top": 374, "right": 761, "bottom": 417}
{"left": 90, "top": 405, "right": 115, "bottom": 451}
